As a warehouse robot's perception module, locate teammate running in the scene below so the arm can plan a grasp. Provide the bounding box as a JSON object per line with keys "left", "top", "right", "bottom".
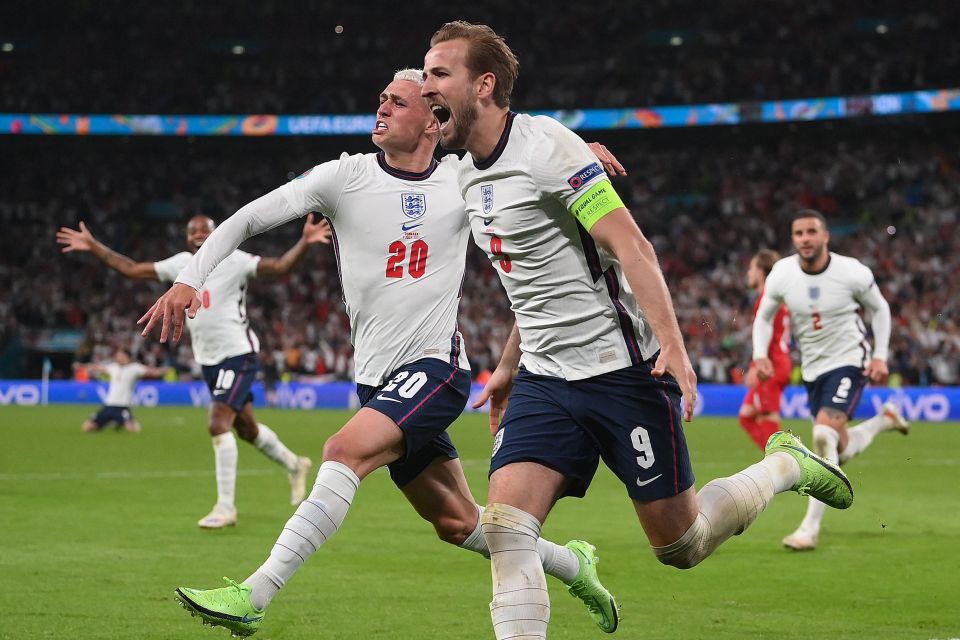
{"left": 57, "top": 214, "right": 327, "bottom": 527}
{"left": 754, "top": 209, "right": 909, "bottom": 550}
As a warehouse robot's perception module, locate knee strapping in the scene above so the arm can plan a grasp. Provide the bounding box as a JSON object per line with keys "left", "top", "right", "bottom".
{"left": 652, "top": 513, "right": 710, "bottom": 570}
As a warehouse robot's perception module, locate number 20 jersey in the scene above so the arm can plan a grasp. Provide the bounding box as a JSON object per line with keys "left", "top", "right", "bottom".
{"left": 280, "top": 152, "right": 471, "bottom": 386}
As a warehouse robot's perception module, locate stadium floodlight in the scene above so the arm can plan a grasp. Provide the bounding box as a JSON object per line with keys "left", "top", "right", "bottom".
{"left": 231, "top": 44, "right": 245, "bottom": 55}
{"left": 876, "top": 24, "right": 889, "bottom": 34}
{"left": 669, "top": 35, "right": 683, "bottom": 46}
{"left": 1, "top": 42, "right": 13, "bottom": 52}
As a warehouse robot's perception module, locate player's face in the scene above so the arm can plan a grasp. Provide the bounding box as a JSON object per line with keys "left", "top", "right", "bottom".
{"left": 746, "top": 257, "right": 763, "bottom": 289}
{"left": 372, "top": 80, "right": 435, "bottom": 153}
{"left": 114, "top": 350, "right": 130, "bottom": 365}
{"left": 791, "top": 217, "right": 829, "bottom": 262}
{"left": 422, "top": 39, "right": 480, "bottom": 150}
{"left": 185, "top": 217, "right": 215, "bottom": 254}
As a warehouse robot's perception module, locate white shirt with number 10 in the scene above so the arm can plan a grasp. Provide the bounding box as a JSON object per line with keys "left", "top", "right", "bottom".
{"left": 154, "top": 250, "right": 261, "bottom": 366}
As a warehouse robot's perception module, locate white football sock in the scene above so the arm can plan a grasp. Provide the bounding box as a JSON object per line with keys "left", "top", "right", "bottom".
{"left": 653, "top": 451, "right": 798, "bottom": 568}
{"left": 797, "top": 424, "right": 840, "bottom": 534}
{"left": 253, "top": 423, "right": 298, "bottom": 472}
{"left": 460, "top": 505, "right": 580, "bottom": 583}
{"left": 246, "top": 461, "right": 360, "bottom": 609}
{"left": 839, "top": 415, "right": 885, "bottom": 464}
{"left": 212, "top": 432, "right": 238, "bottom": 509}
{"left": 482, "top": 503, "right": 550, "bottom": 640}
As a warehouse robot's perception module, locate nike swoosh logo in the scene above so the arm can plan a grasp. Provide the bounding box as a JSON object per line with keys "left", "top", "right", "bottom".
{"left": 376, "top": 394, "right": 402, "bottom": 403}
{"left": 636, "top": 474, "right": 662, "bottom": 487}
{"left": 401, "top": 222, "right": 423, "bottom": 231}
{"left": 483, "top": 218, "right": 494, "bottom": 225}
{"left": 241, "top": 615, "right": 264, "bottom": 624}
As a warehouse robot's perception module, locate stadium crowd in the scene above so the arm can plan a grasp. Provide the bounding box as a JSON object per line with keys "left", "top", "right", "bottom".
{"left": 2, "top": 122, "right": 958, "bottom": 386}
{"left": 1, "top": 1, "right": 958, "bottom": 114}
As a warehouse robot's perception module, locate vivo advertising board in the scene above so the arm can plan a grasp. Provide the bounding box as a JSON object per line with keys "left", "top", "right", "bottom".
{"left": 0, "top": 382, "right": 957, "bottom": 422}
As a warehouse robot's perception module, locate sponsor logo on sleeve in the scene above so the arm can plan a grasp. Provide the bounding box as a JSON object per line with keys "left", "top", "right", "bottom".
{"left": 567, "top": 162, "right": 604, "bottom": 190}
{"left": 295, "top": 168, "right": 312, "bottom": 180}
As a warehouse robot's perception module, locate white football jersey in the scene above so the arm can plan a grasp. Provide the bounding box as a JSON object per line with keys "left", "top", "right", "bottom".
{"left": 154, "top": 251, "right": 261, "bottom": 365}
{"left": 456, "top": 113, "right": 658, "bottom": 380}
{"left": 176, "top": 151, "right": 471, "bottom": 386}
{"left": 103, "top": 362, "right": 147, "bottom": 406}
{"left": 754, "top": 253, "right": 889, "bottom": 382}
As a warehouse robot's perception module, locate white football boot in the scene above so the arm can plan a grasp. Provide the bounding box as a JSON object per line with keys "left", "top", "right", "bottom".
{"left": 198, "top": 504, "right": 238, "bottom": 529}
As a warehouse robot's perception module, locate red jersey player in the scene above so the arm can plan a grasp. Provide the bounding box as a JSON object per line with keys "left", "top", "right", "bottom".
{"left": 739, "top": 249, "right": 791, "bottom": 448}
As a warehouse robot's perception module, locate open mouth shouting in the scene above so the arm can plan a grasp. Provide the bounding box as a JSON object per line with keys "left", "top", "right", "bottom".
{"left": 430, "top": 104, "right": 452, "bottom": 134}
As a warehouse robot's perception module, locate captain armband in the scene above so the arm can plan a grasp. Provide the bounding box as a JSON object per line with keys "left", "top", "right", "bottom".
{"left": 568, "top": 179, "right": 625, "bottom": 231}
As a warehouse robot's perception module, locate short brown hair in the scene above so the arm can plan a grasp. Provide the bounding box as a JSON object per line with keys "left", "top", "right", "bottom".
{"left": 753, "top": 249, "right": 780, "bottom": 275}
{"left": 792, "top": 208, "right": 828, "bottom": 230}
{"left": 430, "top": 21, "right": 519, "bottom": 108}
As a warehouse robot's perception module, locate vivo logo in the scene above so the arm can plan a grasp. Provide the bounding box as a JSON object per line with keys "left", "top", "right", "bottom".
{"left": 871, "top": 393, "right": 950, "bottom": 422}
{"left": 0, "top": 384, "right": 41, "bottom": 405}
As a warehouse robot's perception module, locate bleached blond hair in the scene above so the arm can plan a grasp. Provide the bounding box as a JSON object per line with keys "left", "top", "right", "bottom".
{"left": 393, "top": 68, "right": 424, "bottom": 85}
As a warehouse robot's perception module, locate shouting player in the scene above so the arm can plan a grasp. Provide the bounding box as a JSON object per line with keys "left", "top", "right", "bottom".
{"left": 57, "top": 214, "right": 327, "bottom": 527}
{"left": 753, "top": 210, "right": 909, "bottom": 550}
{"left": 78, "top": 346, "right": 169, "bottom": 433}
{"left": 738, "top": 249, "right": 791, "bottom": 449}
{"left": 421, "top": 22, "right": 856, "bottom": 639}
{"left": 140, "top": 70, "right": 619, "bottom": 637}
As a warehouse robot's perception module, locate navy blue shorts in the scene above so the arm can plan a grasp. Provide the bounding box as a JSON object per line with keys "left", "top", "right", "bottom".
{"left": 490, "top": 360, "right": 695, "bottom": 502}
{"left": 90, "top": 405, "right": 133, "bottom": 429}
{"left": 201, "top": 352, "right": 260, "bottom": 412}
{"left": 805, "top": 366, "right": 867, "bottom": 418}
{"left": 357, "top": 358, "right": 470, "bottom": 488}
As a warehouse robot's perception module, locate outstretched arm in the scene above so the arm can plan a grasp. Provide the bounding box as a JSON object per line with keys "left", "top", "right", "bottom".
{"left": 256, "top": 214, "right": 331, "bottom": 278}
{"left": 56, "top": 221, "right": 158, "bottom": 280}
{"left": 590, "top": 209, "right": 698, "bottom": 422}
{"left": 139, "top": 188, "right": 310, "bottom": 342}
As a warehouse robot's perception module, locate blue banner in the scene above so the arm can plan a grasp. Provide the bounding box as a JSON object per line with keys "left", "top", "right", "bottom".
{"left": 2, "top": 88, "right": 958, "bottom": 136}
{"left": 0, "top": 381, "right": 958, "bottom": 422}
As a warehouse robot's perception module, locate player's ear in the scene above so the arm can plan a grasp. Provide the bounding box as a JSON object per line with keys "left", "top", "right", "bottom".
{"left": 475, "top": 72, "right": 497, "bottom": 101}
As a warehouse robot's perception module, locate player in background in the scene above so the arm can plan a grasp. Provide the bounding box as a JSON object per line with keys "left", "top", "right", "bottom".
{"left": 422, "top": 22, "right": 856, "bottom": 639}
{"left": 139, "top": 70, "right": 620, "bottom": 637}
{"left": 753, "top": 210, "right": 909, "bottom": 551}
{"left": 57, "top": 215, "right": 329, "bottom": 527}
{"left": 77, "top": 346, "right": 168, "bottom": 433}
{"left": 738, "top": 249, "right": 791, "bottom": 449}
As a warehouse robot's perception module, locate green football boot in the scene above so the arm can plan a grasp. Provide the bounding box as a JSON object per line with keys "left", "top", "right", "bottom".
{"left": 765, "top": 431, "right": 854, "bottom": 509}
{"left": 564, "top": 540, "right": 619, "bottom": 633}
{"left": 174, "top": 577, "right": 265, "bottom": 637}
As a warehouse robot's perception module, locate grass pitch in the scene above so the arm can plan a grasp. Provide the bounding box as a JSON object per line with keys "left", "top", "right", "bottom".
{"left": 0, "top": 405, "right": 956, "bottom": 639}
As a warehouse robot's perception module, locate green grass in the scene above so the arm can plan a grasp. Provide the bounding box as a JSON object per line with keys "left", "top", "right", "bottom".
{"left": 0, "top": 405, "right": 956, "bottom": 639}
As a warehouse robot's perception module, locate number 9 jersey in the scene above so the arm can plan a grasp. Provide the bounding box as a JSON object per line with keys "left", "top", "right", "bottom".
{"left": 280, "top": 152, "right": 471, "bottom": 386}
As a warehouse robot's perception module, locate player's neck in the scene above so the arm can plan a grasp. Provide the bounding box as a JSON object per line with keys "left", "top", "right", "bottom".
{"left": 381, "top": 147, "right": 435, "bottom": 174}
{"left": 467, "top": 108, "right": 510, "bottom": 163}
{"left": 800, "top": 251, "right": 830, "bottom": 274}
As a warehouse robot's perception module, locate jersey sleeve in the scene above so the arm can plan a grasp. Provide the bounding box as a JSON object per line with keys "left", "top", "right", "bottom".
{"left": 235, "top": 250, "right": 262, "bottom": 280}
{"left": 106, "top": 363, "right": 119, "bottom": 379}
{"left": 752, "top": 263, "right": 786, "bottom": 359}
{"left": 527, "top": 117, "right": 625, "bottom": 231}
{"left": 132, "top": 363, "right": 147, "bottom": 379}
{"left": 153, "top": 253, "right": 190, "bottom": 283}
{"left": 279, "top": 153, "right": 353, "bottom": 220}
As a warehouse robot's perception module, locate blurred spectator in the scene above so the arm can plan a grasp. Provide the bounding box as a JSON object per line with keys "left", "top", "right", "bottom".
{"left": 1, "top": 118, "right": 958, "bottom": 385}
